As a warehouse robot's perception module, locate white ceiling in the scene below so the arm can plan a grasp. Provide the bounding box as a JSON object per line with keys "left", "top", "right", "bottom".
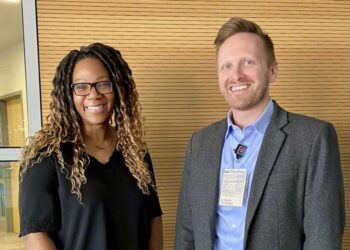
{"left": 0, "top": 0, "right": 23, "bottom": 50}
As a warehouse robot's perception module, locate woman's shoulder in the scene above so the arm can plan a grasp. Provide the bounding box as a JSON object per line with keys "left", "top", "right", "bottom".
{"left": 28, "top": 142, "right": 74, "bottom": 169}
{"left": 60, "top": 142, "right": 74, "bottom": 157}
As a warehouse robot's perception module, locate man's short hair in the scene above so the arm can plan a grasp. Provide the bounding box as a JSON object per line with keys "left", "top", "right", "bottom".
{"left": 215, "top": 17, "right": 276, "bottom": 66}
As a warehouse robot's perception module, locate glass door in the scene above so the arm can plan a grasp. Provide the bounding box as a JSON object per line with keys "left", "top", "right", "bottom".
{"left": 0, "top": 1, "right": 40, "bottom": 248}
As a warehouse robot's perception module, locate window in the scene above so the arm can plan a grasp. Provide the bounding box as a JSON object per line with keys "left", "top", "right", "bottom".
{"left": 0, "top": 0, "right": 40, "bottom": 239}
{"left": 0, "top": 0, "right": 41, "bottom": 161}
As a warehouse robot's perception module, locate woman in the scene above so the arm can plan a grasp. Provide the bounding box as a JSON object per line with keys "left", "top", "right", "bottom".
{"left": 19, "top": 43, "right": 163, "bottom": 250}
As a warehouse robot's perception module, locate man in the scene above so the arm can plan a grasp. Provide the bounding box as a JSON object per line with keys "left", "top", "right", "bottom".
{"left": 174, "top": 17, "right": 345, "bottom": 250}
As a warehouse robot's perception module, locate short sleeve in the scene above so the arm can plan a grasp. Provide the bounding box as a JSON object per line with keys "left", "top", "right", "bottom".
{"left": 145, "top": 153, "right": 163, "bottom": 218}
{"left": 19, "top": 155, "right": 60, "bottom": 236}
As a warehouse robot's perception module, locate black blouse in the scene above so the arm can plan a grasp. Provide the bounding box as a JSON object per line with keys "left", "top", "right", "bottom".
{"left": 19, "top": 144, "right": 162, "bottom": 250}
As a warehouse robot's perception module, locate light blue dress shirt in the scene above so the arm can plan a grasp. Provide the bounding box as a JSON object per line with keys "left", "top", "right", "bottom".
{"left": 214, "top": 100, "right": 274, "bottom": 250}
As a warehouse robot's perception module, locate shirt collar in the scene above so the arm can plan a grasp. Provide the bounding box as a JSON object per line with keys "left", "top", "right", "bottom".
{"left": 225, "top": 100, "right": 274, "bottom": 138}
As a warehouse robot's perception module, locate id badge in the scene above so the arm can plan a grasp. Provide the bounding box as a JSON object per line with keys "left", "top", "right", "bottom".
{"left": 219, "top": 169, "right": 247, "bottom": 207}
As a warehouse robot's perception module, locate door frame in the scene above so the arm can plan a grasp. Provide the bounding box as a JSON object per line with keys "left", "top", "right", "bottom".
{"left": 0, "top": 93, "right": 23, "bottom": 232}
{"left": 0, "top": 0, "right": 41, "bottom": 161}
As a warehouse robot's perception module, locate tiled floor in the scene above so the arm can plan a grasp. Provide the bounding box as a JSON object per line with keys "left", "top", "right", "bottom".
{"left": 0, "top": 232, "right": 24, "bottom": 250}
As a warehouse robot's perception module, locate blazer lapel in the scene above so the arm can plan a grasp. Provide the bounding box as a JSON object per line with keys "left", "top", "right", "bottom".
{"left": 244, "top": 102, "right": 288, "bottom": 246}
{"left": 202, "top": 119, "right": 227, "bottom": 244}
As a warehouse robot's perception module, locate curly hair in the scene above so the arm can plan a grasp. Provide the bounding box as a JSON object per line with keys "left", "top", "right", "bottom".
{"left": 20, "top": 43, "right": 155, "bottom": 201}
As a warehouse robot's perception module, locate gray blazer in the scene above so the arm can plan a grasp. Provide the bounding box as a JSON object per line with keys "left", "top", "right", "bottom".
{"left": 174, "top": 101, "right": 345, "bottom": 250}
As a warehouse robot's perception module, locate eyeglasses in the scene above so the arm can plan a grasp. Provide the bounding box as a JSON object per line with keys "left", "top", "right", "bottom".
{"left": 71, "top": 81, "right": 113, "bottom": 96}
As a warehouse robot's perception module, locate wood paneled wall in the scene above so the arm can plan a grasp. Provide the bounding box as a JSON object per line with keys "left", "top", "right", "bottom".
{"left": 36, "top": 1, "right": 350, "bottom": 249}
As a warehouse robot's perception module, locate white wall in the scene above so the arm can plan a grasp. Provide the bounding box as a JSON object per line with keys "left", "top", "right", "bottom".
{"left": 0, "top": 40, "right": 28, "bottom": 140}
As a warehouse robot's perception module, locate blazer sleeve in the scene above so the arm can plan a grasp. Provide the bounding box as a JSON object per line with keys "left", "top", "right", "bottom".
{"left": 303, "top": 122, "right": 345, "bottom": 249}
{"left": 174, "top": 134, "right": 195, "bottom": 250}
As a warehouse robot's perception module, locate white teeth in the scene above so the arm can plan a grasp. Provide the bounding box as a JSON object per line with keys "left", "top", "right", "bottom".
{"left": 85, "top": 104, "right": 104, "bottom": 110}
{"left": 229, "top": 85, "right": 248, "bottom": 92}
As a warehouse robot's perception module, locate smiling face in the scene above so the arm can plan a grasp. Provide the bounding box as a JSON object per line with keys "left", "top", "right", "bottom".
{"left": 217, "top": 32, "right": 278, "bottom": 115}
{"left": 72, "top": 57, "right": 115, "bottom": 129}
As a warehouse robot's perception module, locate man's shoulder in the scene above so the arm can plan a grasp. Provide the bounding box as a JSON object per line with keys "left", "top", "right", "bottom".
{"left": 286, "top": 110, "right": 332, "bottom": 128}
{"left": 186, "top": 119, "right": 226, "bottom": 153}
{"left": 277, "top": 106, "right": 336, "bottom": 139}
{"left": 273, "top": 101, "right": 333, "bottom": 129}
{"left": 194, "top": 118, "right": 227, "bottom": 138}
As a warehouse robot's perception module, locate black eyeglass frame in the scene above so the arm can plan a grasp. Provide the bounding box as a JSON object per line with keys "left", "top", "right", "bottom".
{"left": 71, "top": 81, "right": 113, "bottom": 96}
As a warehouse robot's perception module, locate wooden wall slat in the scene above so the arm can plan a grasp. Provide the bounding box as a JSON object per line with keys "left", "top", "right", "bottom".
{"left": 36, "top": 1, "right": 350, "bottom": 249}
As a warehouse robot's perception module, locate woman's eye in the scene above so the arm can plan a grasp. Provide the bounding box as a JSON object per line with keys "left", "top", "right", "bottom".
{"left": 76, "top": 84, "right": 88, "bottom": 90}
